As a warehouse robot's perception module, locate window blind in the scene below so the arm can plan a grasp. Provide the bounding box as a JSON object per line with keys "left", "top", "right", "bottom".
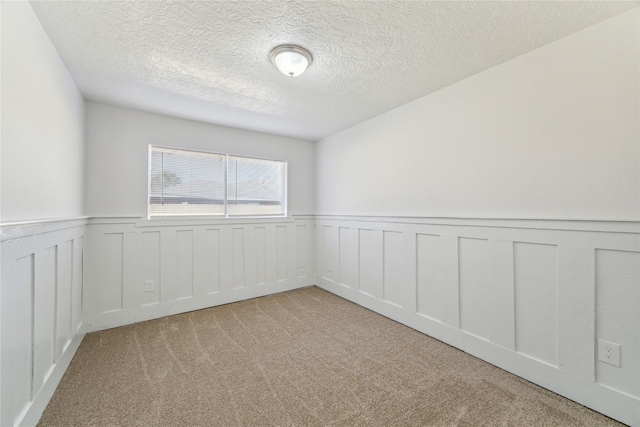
{"left": 227, "top": 155, "right": 286, "bottom": 216}
{"left": 149, "top": 146, "right": 226, "bottom": 217}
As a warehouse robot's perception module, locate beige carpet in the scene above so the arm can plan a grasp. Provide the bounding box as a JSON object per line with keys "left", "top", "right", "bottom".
{"left": 39, "top": 286, "right": 623, "bottom": 426}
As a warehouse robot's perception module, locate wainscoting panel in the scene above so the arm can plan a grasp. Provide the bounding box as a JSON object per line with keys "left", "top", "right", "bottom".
{"left": 314, "top": 215, "right": 640, "bottom": 427}
{"left": 176, "top": 230, "right": 194, "bottom": 298}
{"left": 321, "top": 225, "right": 338, "bottom": 283}
{"left": 296, "top": 225, "right": 310, "bottom": 279}
{"left": 55, "top": 240, "right": 73, "bottom": 361}
{"left": 34, "top": 248, "right": 56, "bottom": 397}
{"left": 383, "top": 231, "right": 404, "bottom": 307}
{"left": 102, "top": 233, "right": 124, "bottom": 312}
{"left": 514, "top": 242, "right": 558, "bottom": 366}
{"left": 232, "top": 228, "right": 245, "bottom": 288}
{"left": 1, "top": 219, "right": 87, "bottom": 427}
{"left": 83, "top": 216, "right": 314, "bottom": 333}
{"left": 338, "top": 227, "right": 358, "bottom": 289}
{"left": 275, "top": 225, "right": 288, "bottom": 282}
{"left": 254, "top": 227, "right": 266, "bottom": 285}
{"left": 358, "top": 229, "right": 383, "bottom": 299}
{"left": 2, "top": 254, "right": 32, "bottom": 426}
{"left": 141, "top": 231, "right": 161, "bottom": 306}
{"left": 459, "top": 237, "right": 490, "bottom": 340}
{"left": 595, "top": 249, "right": 640, "bottom": 399}
{"left": 416, "top": 233, "right": 440, "bottom": 321}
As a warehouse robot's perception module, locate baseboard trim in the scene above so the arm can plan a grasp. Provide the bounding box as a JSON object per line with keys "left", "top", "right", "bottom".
{"left": 17, "top": 329, "right": 86, "bottom": 427}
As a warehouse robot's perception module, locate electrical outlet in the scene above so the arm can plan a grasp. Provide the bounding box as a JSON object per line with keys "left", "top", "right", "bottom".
{"left": 328, "top": 262, "right": 333, "bottom": 272}
{"left": 145, "top": 280, "right": 154, "bottom": 293}
{"left": 598, "top": 339, "right": 621, "bottom": 367}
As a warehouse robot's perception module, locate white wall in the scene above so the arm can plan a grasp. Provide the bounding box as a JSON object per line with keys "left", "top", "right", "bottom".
{"left": 314, "top": 9, "right": 640, "bottom": 426}
{"left": 1, "top": 2, "right": 85, "bottom": 223}
{"left": 316, "top": 9, "right": 639, "bottom": 221}
{"left": 84, "top": 102, "right": 315, "bottom": 217}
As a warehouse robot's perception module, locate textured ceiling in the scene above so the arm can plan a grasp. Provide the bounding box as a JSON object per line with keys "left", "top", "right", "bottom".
{"left": 30, "top": 1, "right": 638, "bottom": 141}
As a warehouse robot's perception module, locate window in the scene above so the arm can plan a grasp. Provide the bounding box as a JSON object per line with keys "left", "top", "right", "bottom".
{"left": 148, "top": 146, "right": 286, "bottom": 218}
{"left": 227, "top": 155, "right": 286, "bottom": 216}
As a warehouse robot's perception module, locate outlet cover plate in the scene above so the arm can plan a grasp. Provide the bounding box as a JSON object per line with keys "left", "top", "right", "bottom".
{"left": 598, "top": 339, "right": 621, "bottom": 367}
{"left": 145, "top": 280, "right": 154, "bottom": 293}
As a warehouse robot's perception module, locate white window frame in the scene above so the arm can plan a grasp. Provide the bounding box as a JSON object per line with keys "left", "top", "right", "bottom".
{"left": 147, "top": 145, "right": 287, "bottom": 219}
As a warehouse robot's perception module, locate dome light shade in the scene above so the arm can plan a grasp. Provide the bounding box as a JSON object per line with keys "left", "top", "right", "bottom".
{"left": 270, "top": 45, "right": 313, "bottom": 77}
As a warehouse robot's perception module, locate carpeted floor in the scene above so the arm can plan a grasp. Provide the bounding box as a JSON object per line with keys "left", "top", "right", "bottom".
{"left": 39, "top": 286, "right": 623, "bottom": 426}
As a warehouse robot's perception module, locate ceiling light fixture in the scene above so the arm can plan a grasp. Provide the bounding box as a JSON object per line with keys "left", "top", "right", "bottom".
{"left": 270, "top": 44, "right": 313, "bottom": 77}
